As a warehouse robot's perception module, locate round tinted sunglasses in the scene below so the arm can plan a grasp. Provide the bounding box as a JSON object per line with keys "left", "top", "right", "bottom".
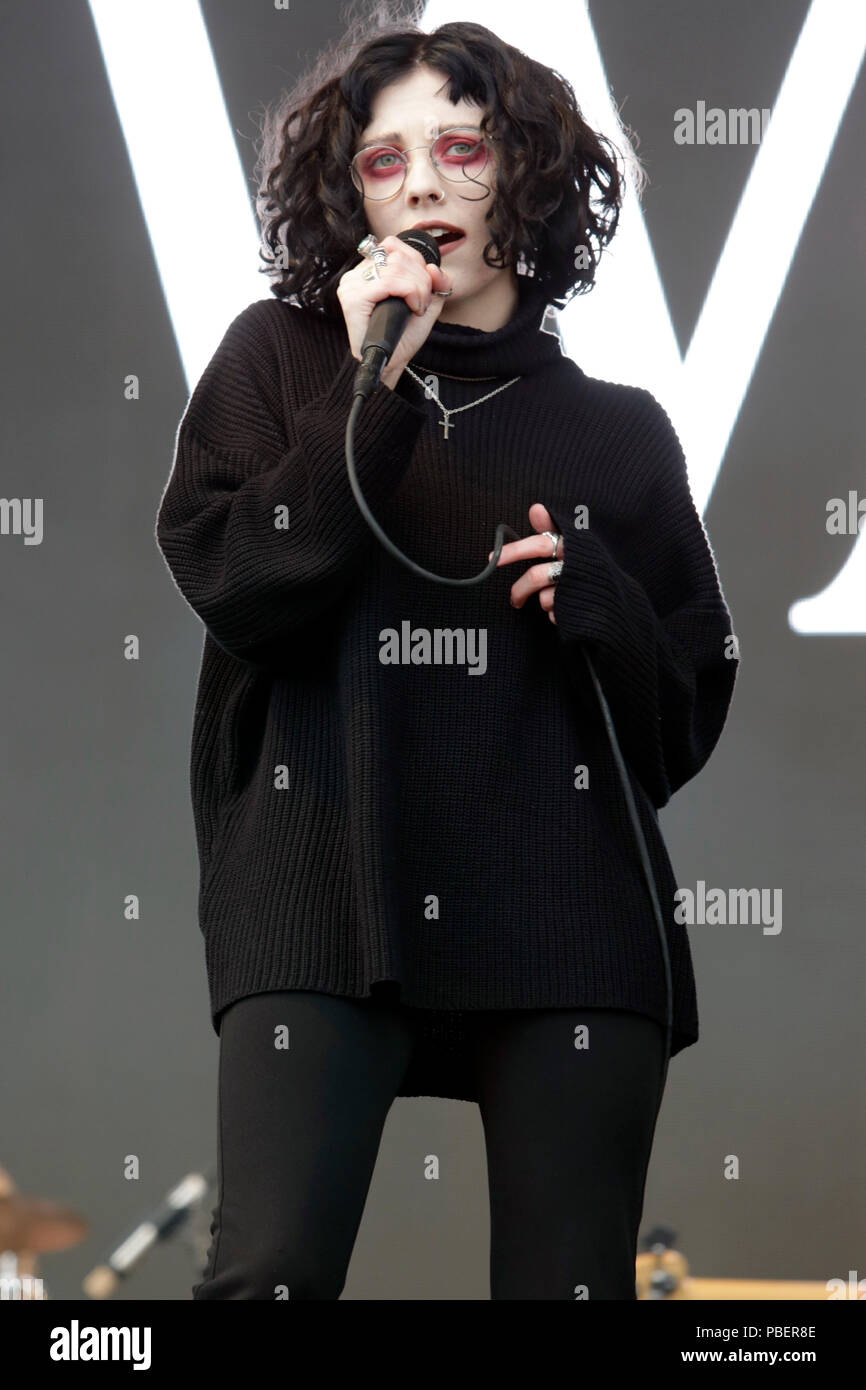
{"left": 349, "top": 126, "right": 495, "bottom": 200}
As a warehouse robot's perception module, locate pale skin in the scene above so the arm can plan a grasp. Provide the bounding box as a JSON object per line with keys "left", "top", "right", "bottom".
{"left": 489, "top": 503, "right": 563, "bottom": 624}
{"left": 338, "top": 63, "right": 563, "bottom": 620}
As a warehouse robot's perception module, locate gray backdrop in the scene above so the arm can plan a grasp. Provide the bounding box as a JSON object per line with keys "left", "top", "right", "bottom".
{"left": 2, "top": 0, "right": 863, "bottom": 1300}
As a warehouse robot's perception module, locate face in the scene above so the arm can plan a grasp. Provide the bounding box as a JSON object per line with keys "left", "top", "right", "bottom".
{"left": 353, "top": 64, "right": 518, "bottom": 319}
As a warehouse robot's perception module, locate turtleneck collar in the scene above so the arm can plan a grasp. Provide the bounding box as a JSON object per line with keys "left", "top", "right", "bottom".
{"left": 408, "top": 275, "right": 564, "bottom": 380}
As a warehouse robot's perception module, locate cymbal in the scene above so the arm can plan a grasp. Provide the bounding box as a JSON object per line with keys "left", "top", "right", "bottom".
{"left": 0, "top": 1196, "right": 88, "bottom": 1252}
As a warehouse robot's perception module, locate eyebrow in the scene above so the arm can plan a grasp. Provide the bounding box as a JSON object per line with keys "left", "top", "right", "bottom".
{"left": 359, "top": 132, "right": 405, "bottom": 148}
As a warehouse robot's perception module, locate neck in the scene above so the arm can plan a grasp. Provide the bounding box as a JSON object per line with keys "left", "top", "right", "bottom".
{"left": 437, "top": 270, "right": 520, "bottom": 333}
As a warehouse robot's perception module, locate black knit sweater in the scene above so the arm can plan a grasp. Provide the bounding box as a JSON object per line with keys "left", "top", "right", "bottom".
{"left": 155, "top": 276, "right": 738, "bottom": 1101}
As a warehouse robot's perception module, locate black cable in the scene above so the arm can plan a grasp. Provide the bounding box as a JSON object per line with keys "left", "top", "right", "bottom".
{"left": 578, "top": 648, "right": 672, "bottom": 1121}
{"left": 345, "top": 390, "right": 672, "bottom": 1119}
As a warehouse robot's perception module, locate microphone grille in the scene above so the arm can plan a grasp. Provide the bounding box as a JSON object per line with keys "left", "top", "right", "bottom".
{"left": 397, "top": 228, "right": 441, "bottom": 267}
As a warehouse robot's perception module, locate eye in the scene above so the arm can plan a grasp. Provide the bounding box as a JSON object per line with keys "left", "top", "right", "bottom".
{"left": 433, "top": 132, "right": 488, "bottom": 173}
{"left": 370, "top": 149, "right": 400, "bottom": 170}
{"left": 440, "top": 138, "right": 476, "bottom": 158}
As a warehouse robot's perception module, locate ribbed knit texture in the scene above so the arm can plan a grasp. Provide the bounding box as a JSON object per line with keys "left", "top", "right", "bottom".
{"left": 155, "top": 275, "right": 739, "bottom": 1101}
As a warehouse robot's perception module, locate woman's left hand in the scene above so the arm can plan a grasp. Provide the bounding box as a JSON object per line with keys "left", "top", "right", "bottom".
{"left": 488, "top": 503, "right": 563, "bottom": 624}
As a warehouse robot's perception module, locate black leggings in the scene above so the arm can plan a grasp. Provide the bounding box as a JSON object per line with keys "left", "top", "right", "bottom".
{"left": 192, "top": 990, "right": 665, "bottom": 1300}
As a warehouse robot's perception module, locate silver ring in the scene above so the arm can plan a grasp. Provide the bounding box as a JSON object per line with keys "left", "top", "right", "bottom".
{"left": 547, "top": 560, "right": 563, "bottom": 583}
{"left": 542, "top": 531, "right": 561, "bottom": 558}
{"left": 358, "top": 235, "right": 389, "bottom": 279}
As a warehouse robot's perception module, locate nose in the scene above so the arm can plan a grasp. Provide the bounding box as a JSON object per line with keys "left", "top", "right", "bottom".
{"left": 401, "top": 146, "right": 445, "bottom": 204}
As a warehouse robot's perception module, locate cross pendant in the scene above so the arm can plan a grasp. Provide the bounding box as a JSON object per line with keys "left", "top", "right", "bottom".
{"left": 439, "top": 415, "right": 452, "bottom": 440}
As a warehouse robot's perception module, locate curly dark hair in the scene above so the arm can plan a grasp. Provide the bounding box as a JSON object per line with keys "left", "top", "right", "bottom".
{"left": 253, "top": 1, "right": 645, "bottom": 316}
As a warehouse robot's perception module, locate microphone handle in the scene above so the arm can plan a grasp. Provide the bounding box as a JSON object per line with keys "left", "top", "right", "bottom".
{"left": 362, "top": 294, "right": 412, "bottom": 360}
{"left": 353, "top": 296, "right": 411, "bottom": 402}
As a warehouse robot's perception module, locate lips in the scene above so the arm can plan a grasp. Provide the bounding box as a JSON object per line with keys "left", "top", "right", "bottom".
{"left": 410, "top": 221, "right": 466, "bottom": 249}
{"left": 435, "top": 234, "right": 465, "bottom": 256}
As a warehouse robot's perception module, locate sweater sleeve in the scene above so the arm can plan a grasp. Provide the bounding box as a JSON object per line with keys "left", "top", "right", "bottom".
{"left": 548, "top": 390, "right": 739, "bottom": 809}
{"left": 155, "top": 300, "right": 427, "bottom": 670}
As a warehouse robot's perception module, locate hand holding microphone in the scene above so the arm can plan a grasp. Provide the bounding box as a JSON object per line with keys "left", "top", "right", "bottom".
{"left": 337, "top": 229, "right": 452, "bottom": 395}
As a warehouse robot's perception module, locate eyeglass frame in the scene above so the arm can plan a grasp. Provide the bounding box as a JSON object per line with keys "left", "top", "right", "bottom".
{"left": 348, "top": 124, "right": 497, "bottom": 200}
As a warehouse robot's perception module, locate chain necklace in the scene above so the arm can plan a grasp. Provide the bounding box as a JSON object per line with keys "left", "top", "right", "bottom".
{"left": 403, "top": 364, "right": 521, "bottom": 441}
{"left": 412, "top": 367, "right": 499, "bottom": 380}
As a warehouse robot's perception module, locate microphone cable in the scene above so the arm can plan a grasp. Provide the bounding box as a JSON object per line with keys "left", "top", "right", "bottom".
{"left": 344, "top": 356, "right": 672, "bottom": 1126}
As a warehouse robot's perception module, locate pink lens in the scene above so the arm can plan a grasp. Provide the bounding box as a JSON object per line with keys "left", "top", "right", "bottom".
{"left": 431, "top": 131, "right": 488, "bottom": 178}
{"left": 355, "top": 146, "right": 404, "bottom": 188}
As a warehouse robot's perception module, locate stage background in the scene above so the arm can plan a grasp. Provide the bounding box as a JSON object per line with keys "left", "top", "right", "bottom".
{"left": 1, "top": 0, "right": 863, "bottom": 1299}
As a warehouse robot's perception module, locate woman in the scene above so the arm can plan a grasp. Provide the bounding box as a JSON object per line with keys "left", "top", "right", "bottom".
{"left": 156, "top": 13, "right": 738, "bottom": 1300}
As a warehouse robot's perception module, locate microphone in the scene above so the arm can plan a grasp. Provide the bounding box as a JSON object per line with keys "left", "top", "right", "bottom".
{"left": 352, "top": 228, "right": 441, "bottom": 401}
{"left": 82, "top": 1170, "right": 213, "bottom": 1298}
